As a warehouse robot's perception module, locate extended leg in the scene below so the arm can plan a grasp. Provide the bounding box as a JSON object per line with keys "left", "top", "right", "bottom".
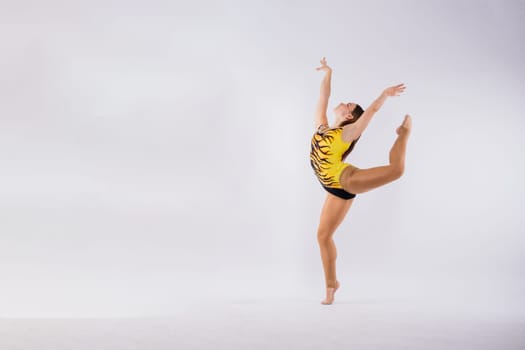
{"left": 341, "top": 115, "right": 412, "bottom": 194}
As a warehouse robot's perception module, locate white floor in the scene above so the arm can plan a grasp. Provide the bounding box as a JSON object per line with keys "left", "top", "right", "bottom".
{"left": 2, "top": 296, "right": 524, "bottom": 350}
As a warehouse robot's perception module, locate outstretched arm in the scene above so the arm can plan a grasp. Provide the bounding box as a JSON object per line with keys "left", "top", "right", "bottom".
{"left": 348, "top": 83, "right": 406, "bottom": 138}
{"left": 314, "top": 57, "right": 332, "bottom": 130}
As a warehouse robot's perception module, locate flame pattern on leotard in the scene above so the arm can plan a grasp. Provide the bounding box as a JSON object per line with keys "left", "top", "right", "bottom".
{"left": 310, "top": 126, "right": 357, "bottom": 189}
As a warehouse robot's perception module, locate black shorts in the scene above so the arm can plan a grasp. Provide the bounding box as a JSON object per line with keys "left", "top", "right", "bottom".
{"left": 322, "top": 186, "right": 356, "bottom": 200}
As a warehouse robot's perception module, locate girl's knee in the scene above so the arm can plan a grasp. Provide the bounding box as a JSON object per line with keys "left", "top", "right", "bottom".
{"left": 317, "top": 230, "right": 333, "bottom": 243}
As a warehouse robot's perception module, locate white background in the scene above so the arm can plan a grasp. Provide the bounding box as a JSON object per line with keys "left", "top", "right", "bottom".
{"left": 1, "top": 0, "right": 523, "bottom": 326}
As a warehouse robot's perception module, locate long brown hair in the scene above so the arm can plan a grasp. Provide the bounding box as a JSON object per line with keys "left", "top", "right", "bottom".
{"left": 338, "top": 104, "right": 364, "bottom": 160}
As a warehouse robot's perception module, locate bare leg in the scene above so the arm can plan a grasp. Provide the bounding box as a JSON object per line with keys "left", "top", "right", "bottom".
{"left": 341, "top": 115, "right": 412, "bottom": 194}
{"left": 317, "top": 193, "right": 354, "bottom": 305}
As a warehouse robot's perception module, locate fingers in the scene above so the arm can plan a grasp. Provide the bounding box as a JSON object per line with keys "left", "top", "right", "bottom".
{"left": 316, "top": 57, "right": 331, "bottom": 71}
{"left": 393, "top": 83, "right": 406, "bottom": 96}
{"left": 385, "top": 83, "right": 406, "bottom": 96}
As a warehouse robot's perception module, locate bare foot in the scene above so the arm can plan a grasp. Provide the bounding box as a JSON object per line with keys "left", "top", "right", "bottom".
{"left": 396, "top": 114, "right": 412, "bottom": 136}
{"left": 321, "top": 280, "right": 340, "bottom": 305}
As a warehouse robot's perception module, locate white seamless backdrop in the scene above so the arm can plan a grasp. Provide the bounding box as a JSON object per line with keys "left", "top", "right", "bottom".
{"left": 0, "top": 0, "right": 524, "bottom": 319}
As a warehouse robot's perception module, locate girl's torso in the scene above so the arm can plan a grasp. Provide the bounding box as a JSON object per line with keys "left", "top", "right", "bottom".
{"left": 310, "top": 125, "right": 354, "bottom": 189}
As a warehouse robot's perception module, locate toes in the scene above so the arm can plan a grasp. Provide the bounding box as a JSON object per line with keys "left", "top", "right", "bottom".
{"left": 403, "top": 115, "right": 412, "bottom": 127}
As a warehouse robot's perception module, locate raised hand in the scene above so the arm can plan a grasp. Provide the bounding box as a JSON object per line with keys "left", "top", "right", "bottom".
{"left": 384, "top": 83, "right": 406, "bottom": 97}
{"left": 316, "top": 57, "right": 332, "bottom": 73}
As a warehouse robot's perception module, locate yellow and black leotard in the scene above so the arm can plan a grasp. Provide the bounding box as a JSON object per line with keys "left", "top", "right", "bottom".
{"left": 310, "top": 125, "right": 358, "bottom": 200}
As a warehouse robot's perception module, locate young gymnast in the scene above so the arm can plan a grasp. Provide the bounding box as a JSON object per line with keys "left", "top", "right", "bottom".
{"left": 310, "top": 57, "right": 412, "bottom": 305}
